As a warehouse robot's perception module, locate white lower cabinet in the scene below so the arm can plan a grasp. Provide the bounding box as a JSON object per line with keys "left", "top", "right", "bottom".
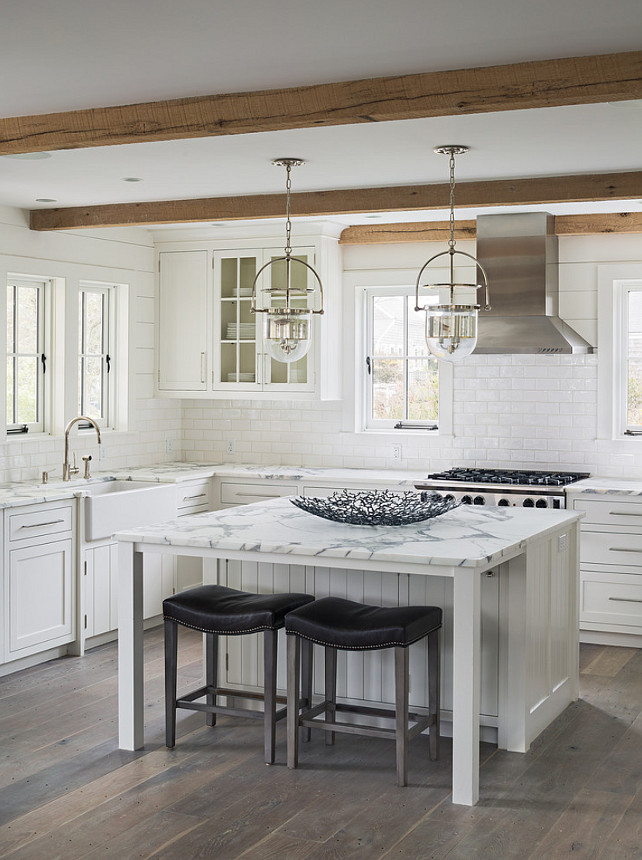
{"left": 571, "top": 494, "right": 642, "bottom": 641}
{"left": 3, "top": 500, "right": 76, "bottom": 662}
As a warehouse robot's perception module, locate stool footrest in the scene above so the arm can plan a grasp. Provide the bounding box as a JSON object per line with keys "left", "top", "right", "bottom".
{"left": 298, "top": 701, "right": 435, "bottom": 741}
{"left": 176, "top": 684, "right": 289, "bottom": 722}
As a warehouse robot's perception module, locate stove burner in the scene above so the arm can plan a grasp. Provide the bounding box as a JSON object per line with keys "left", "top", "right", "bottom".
{"left": 425, "top": 468, "right": 590, "bottom": 487}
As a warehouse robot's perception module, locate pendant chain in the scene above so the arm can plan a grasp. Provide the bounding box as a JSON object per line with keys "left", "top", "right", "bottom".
{"left": 284, "top": 163, "right": 292, "bottom": 257}
{"left": 448, "top": 150, "right": 456, "bottom": 252}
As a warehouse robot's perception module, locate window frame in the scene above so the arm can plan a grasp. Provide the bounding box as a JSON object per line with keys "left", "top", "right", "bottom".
{"left": 78, "top": 281, "right": 115, "bottom": 429}
{"left": 361, "top": 285, "right": 442, "bottom": 433}
{"left": 618, "top": 280, "right": 642, "bottom": 435}
{"left": 6, "top": 275, "right": 50, "bottom": 435}
{"left": 597, "top": 265, "right": 642, "bottom": 440}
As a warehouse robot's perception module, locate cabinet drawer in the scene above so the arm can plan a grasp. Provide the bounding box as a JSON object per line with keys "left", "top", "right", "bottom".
{"left": 8, "top": 505, "right": 73, "bottom": 542}
{"left": 581, "top": 531, "right": 642, "bottom": 568}
{"left": 574, "top": 498, "right": 642, "bottom": 528}
{"left": 219, "top": 482, "right": 297, "bottom": 506}
{"left": 177, "top": 480, "right": 212, "bottom": 512}
{"left": 581, "top": 573, "right": 642, "bottom": 629}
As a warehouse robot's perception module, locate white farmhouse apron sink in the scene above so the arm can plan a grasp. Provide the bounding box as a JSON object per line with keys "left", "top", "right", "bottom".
{"left": 84, "top": 481, "right": 176, "bottom": 541}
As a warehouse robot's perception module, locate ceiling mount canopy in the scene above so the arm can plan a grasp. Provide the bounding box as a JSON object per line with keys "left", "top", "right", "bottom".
{"left": 415, "top": 145, "right": 491, "bottom": 362}
{"left": 250, "top": 158, "right": 324, "bottom": 364}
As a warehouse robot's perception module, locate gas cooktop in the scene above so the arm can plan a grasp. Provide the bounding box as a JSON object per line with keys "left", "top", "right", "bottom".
{"left": 423, "top": 468, "right": 590, "bottom": 487}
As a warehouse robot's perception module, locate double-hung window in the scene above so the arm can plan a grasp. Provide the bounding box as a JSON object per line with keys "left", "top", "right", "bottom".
{"left": 6, "top": 277, "right": 48, "bottom": 433}
{"left": 620, "top": 281, "right": 642, "bottom": 434}
{"left": 78, "top": 283, "right": 112, "bottom": 427}
{"left": 363, "top": 287, "right": 439, "bottom": 430}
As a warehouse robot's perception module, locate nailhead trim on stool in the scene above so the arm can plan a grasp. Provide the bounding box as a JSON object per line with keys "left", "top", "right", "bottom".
{"left": 285, "top": 596, "right": 442, "bottom": 786}
{"left": 163, "top": 584, "right": 314, "bottom": 765}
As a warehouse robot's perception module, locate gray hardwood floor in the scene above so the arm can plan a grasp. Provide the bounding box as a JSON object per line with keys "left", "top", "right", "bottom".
{"left": 0, "top": 629, "right": 640, "bottom": 859}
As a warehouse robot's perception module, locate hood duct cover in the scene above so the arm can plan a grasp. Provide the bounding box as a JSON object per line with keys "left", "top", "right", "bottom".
{"left": 474, "top": 212, "right": 595, "bottom": 354}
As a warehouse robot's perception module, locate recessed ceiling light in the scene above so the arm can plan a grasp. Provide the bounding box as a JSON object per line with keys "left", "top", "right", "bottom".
{"left": 35, "top": 198, "right": 57, "bottom": 203}
{"left": 4, "top": 152, "right": 52, "bottom": 160}
{"left": 122, "top": 177, "right": 143, "bottom": 182}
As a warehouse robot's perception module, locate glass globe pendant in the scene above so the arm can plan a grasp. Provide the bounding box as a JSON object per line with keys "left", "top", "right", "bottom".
{"left": 415, "top": 146, "right": 491, "bottom": 362}
{"left": 251, "top": 158, "right": 324, "bottom": 364}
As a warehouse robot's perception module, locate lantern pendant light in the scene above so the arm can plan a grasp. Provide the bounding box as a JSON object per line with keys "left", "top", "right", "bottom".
{"left": 415, "top": 146, "right": 491, "bottom": 362}
{"left": 251, "top": 158, "right": 324, "bottom": 364}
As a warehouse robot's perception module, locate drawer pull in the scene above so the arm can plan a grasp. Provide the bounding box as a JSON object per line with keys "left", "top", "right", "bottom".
{"left": 609, "top": 511, "right": 642, "bottom": 517}
{"left": 19, "top": 518, "right": 66, "bottom": 529}
{"left": 608, "top": 547, "right": 642, "bottom": 553}
{"left": 608, "top": 596, "right": 642, "bottom": 604}
{"left": 183, "top": 493, "right": 207, "bottom": 501}
{"left": 235, "top": 491, "right": 283, "bottom": 498}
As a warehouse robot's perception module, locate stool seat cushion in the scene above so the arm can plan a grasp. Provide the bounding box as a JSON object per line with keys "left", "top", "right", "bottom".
{"left": 163, "top": 585, "right": 314, "bottom": 634}
{"left": 285, "top": 596, "right": 442, "bottom": 650}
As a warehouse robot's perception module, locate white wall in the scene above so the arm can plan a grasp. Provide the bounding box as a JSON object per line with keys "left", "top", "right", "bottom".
{"left": 181, "top": 231, "right": 642, "bottom": 479}
{"left": 0, "top": 206, "right": 181, "bottom": 482}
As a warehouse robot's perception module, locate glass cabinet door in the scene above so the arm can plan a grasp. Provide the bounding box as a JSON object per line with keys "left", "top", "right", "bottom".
{"left": 216, "top": 254, "right": 259, "bottom": 388}
{"left": 261, "top": 251, "right": 313, "bottom": 389}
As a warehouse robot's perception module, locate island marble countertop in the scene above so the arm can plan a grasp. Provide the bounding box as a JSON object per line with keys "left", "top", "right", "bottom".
{"left": 115, "top": 495, "right": 582, "bottom": 570}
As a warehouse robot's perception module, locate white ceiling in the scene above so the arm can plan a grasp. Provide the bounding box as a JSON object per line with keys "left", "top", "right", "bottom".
{"left": 1, "top": 0, "right": 641, "bottom": 229}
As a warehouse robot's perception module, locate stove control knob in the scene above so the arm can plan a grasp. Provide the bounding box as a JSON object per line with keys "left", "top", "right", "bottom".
{"left": 473, "top": 496, "right": 486, "bottom": 505}
{"left": 462, "top": 495, "right": 472, "bottom": 504}
{"left": 523, "top": 498, "right": 535, "bottom": 507}
{"left": 535, "top": 499, "right": 548, "bottom": 508}
{"left": 497, "top": 498, "right": 510, "bottom": 506}
{"left": 444, "top": 494, "right": 455, "bottom": 503}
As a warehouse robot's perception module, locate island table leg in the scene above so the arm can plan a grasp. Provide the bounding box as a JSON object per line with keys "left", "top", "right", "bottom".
{"left": 452, "top": 566, "right": 481, "bottom": 806}
{"left": 118, "top": 541, "right": 145, "bottom": 750}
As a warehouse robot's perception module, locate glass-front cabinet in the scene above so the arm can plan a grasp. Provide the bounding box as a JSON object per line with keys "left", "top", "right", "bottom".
{"left": 155, "top": 233, "right": 341, "bottom": 401}
{"left": 213, "top": 247, "right": 315, "bottom": 393}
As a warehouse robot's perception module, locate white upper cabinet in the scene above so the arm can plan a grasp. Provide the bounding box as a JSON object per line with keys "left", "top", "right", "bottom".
{"left": 155, "top": 233, "right": 341, "bottom": 401}
{"left": 157, "top": 249, "right": 209, "bottom": 391}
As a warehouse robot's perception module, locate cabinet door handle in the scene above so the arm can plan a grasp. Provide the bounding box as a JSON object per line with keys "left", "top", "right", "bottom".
{"left": 200, "top": 352, "right": 206, "bottom": 384}
{"left": 183, "top": 493, "right": 207, "bottom": 501}
{"left": 608, "top": 547, "right": 642, "bottom": 553}
{"left": 19, "top": 519, "right": 65, "bottom": 529}
{"left": 609, "top": 511, "right": 642, "bottom": 517}
{"left": 608, "top": 596, "right": 642, "bottom": 604}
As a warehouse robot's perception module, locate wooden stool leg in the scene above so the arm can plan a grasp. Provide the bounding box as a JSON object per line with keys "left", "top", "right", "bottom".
{"left": 301, "top": 637, "right": 313, "bottom": 743}
{"left": 164, "top": 618, "right": 178, "bottom": 749}
{"left": 263, "top": 629, "right": 278, "bottom": 765}
{"left": 395, "top": 646, "right": 409, "bottom": 787}
{"left": 325, "top": 646, "right": 337, "bottom": 745}
{"left": 428, "top": 628, "right": 440, "bottom": 761}
{"left": 287, "top": 633, "right": 300, "bottom": 769}
{"left": 206, "top": 632, "right": 218, "bottom": 727}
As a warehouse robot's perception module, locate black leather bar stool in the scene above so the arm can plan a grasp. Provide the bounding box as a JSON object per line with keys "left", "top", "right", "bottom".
{"left": 285, "top": 596, "right": 441, "bottom": 786}
{"left": 163, "top": 584, "right": 314, "bottom": 764}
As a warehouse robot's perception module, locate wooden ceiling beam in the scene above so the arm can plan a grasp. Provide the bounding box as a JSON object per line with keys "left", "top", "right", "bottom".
{"left": 29, "top": 171, "right": 642, "bottom": 231}
{"left": 3, "top": 51, "right": 641, "bottom": 155}
{"left": 339, "top": 213, "right": 642, "bottom": 244}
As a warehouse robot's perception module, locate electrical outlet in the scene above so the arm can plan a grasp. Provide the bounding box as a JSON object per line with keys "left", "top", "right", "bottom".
{"left": 99, "top": 444, "right": 107, "bottom": 461}
{"left": 166, "top": 437, "right": 174, "bottom": 454}
{"left": 392, "top": 444, "right": 402, "bottom": 462}
{"left": 558, "top": 533, "right": 568, "bottom": 553}
{"left": 226, "top": 439, "right": 235, "bottom": 455}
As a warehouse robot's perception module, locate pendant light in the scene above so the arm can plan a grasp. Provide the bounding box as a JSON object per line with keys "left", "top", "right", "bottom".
{"left": 415, "top": 146, "right": 491, "bottom": 362}
{"left": 251, "top": 158, "right": 324, "bottom": 364}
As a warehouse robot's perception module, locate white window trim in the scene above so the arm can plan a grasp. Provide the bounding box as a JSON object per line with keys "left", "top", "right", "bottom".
{"left": 6, "top": 275, "right": 51, "bottom": 435}
{"left": 78, "top": 282, "right": 114, "bottom": 429}
{"left": 342, "top": 269, "right": 453, "bottom": 438}
{"left": 597, "top": 263, "right": 642, "bottom": 440}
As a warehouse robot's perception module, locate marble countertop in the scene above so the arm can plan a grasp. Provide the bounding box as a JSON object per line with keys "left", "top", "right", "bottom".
{"left": 115, "top": 495, "right": 581, "bottom": 570}
{"left": 1, "top": 461, "right": 640, "bottom": 510}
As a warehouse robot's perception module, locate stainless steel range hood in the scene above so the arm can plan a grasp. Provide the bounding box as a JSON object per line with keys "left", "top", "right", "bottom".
{"left": 474, "top": 212, "right": 595, "bottom": 354}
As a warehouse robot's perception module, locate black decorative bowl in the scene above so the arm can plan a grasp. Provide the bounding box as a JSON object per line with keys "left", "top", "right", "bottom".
{"left": 291, "top": 489, "right": 460, "bottom": 526}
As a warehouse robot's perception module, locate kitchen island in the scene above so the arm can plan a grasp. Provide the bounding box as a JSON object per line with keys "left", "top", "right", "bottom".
{"left": 116, "top": 496, "right": 582, "bottom": 806}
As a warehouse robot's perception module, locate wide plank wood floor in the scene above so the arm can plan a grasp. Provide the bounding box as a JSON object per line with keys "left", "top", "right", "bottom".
{"left": 0, "top": 630, "right": 640, "bottom": 859}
